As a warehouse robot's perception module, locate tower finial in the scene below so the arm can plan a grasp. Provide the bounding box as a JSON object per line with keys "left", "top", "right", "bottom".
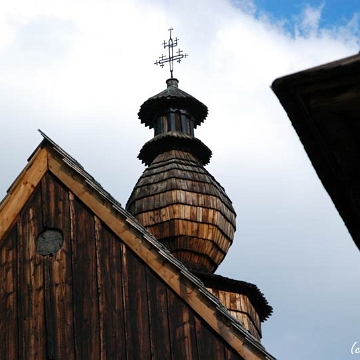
{"left": 154, "top": 28, "right": 188, "bottom": 79}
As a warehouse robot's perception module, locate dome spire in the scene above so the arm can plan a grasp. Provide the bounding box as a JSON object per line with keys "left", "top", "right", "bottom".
{"left": 154, "top": 27, "right": 188, "bottom": 79}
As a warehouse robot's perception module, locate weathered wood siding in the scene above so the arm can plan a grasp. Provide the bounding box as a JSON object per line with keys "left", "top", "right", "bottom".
{"left": 0, "top": 172, "right": 244, "bottom": 360}
{"left": 207, "top": 288, "right": 262, "bottom": 340}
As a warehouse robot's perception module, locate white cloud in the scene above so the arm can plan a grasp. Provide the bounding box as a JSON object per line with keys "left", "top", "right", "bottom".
{"left": 295, "top": 2, "right": 324, "bottom": 36}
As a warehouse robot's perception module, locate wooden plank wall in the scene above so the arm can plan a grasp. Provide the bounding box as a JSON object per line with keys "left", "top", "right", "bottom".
{"left": 0, "top": 172, "right": 245, "bottom": 360}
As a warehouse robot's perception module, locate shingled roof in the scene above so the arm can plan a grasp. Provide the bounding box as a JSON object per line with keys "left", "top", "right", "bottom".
{"left": 138, "top": 78, "right": 208, "bottom": 128}
{"left": 138, "top": 131, "right": 212, "bottom": 165}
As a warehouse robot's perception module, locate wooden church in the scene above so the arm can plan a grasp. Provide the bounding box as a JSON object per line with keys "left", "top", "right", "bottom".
{"left": 0, "top": 31, "right": 274, "bottom": 360}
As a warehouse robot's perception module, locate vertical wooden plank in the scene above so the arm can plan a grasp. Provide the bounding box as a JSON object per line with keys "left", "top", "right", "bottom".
{"left": 145, "top": 266, "right": 172, "bottom": 360}
{"left": 95, "top": 217, "right": 127, "bottom": 359}
{"left": 0, "top": 225, "right": 18, "bottom": 360}
{"left": 94, "top": 216, "right": 105, "bottom": 360}
{"left": 120, "top": 243, "right": 132, "bottom": 360}
{"left": 17, "top": 215, "right": 25, "bottom": 360}
{"left": 112, "top": 237, "right": 127, "bottom": 358}
{"left": 123, "top": 247, "right": 151, "bottom": 359}
{"left": 70, "top": 193, "right": 100, "bottom": 360}
{"left": 43, "top": 256, "right": 56, "bottom": 359}
{"left": 225, "top": 346, "right": 246, "bottom": 360}
{"left": 17, "top": 185, "right": 45, "bottom": 359}
{"left": 194, "top": 316, "right": 227, "bottom": 360}
{"left": 166, "top": 288, "right": 198, "bottom": 360}
{"left": 41, "top": 174, "right": 75, "bottom": 359}
{"left": 41, "top": 172, "right": 54, "bottom": 229}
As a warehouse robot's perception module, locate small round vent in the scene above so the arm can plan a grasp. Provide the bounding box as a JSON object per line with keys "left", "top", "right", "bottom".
{"left": 36, "top": 229, "right": 63, "bottom": 256}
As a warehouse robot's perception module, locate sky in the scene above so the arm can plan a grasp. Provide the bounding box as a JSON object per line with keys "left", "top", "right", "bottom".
{"left": 1, "top": 1, "right": 360, "bottom": 359}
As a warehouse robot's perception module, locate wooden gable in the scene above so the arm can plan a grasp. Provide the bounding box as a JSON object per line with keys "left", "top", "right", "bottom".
{"left": 0, "top": 133, "right": 275, "bottom": 360}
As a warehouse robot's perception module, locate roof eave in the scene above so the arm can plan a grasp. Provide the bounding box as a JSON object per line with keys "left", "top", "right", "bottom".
{"left": 272, "top": 53, "right": 360, "bottom": 251}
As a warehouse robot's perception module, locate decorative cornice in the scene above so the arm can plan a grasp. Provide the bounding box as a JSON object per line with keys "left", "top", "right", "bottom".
{"left": 138, "top": 131, "right": 212, "bottom": 165}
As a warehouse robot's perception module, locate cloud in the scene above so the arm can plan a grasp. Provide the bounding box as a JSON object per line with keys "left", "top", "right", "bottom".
{"left": 13, "top": 16, "right": 75, "bottom": 62}
{"left": 295, "top": 2, "right": 325, "bottom": 36}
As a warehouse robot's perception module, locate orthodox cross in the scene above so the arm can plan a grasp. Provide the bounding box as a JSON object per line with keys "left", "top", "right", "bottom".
{"left": 154, "top": 28, "right": 188, "bottom": 78}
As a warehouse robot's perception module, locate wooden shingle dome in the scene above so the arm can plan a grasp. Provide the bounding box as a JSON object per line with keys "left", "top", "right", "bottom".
{"left": 126, "top": 78, "right": 236, "bottom": 273}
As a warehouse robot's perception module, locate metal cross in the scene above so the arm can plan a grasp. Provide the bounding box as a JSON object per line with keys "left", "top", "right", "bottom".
{"left": 154, "top": 28, "right": 188, "bottom": 78}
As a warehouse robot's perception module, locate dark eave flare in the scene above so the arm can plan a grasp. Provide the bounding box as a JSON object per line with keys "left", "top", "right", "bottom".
{"left": 272, "top": 53, "right": 360, "bottom": 251}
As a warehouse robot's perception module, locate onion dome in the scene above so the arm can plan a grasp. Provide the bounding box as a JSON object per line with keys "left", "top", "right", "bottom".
{"left": 126, "top": 79, "right": 236, "bottom": 273}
